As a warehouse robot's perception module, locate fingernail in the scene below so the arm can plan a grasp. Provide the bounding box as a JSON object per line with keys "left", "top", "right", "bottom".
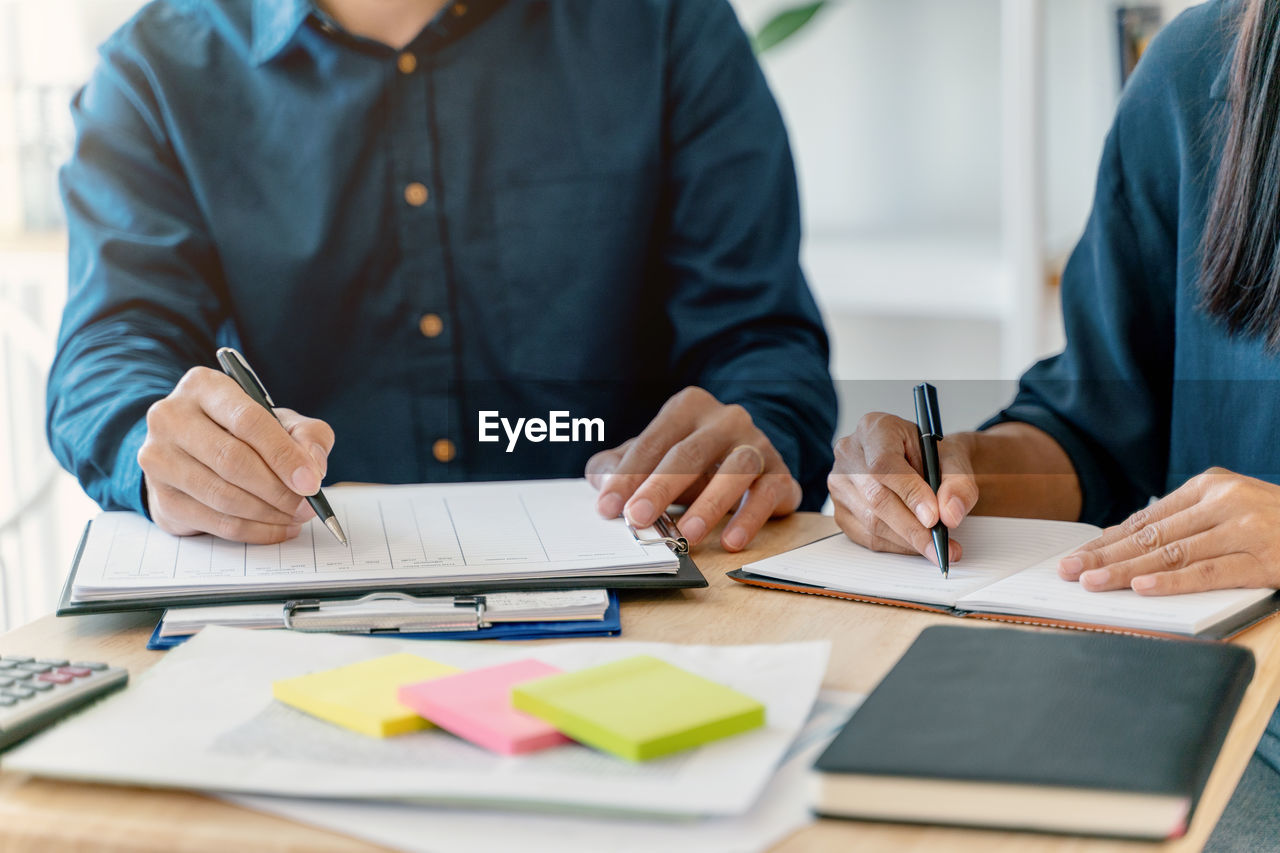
{"left": 598, "top": 492, "right": 624, "bottom": 519}
{"left": 309, "top": 444, "right": 328, "bottom": 476}
{"left": 1059, "top": 556, "right": 1083, "bottom": 577}
{"left": 681, "top": 516, "right": 707, "bottom": 545}
{"left": 1132, "top": 575, "right": 1157, "bottom": 592}
{"left": 626, "top": 498, "right": 656, "bottom": 527}
{"left": 292, "top": 466, "right": 320, "bottom": 496}
{"left": 724, "top": 527, "right": 746, "bottom": 551}
{"left": 914, "top": 503, "right": 932, "bottom": 527}
{"left": 947, "top": 497, "right": 966, "bottom": 525}
{"left": 1081, "top": 568, "right": 1109, "bottom": 589}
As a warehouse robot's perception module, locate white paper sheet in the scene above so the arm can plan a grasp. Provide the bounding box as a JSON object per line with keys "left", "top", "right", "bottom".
{"left": 223, "top": 690, "right": 864, "bottom": 853}
{"left": 742, "top": 516, "right": 1102, "bottom": 607}
{"left": 2, "top": 628, "right": 830, "bottom": 818}
{"left": 957, "top": 557, "right": 1276, "bottom": 634}
{"left": 72, "top": 480, "right": 677, "bottom": 602}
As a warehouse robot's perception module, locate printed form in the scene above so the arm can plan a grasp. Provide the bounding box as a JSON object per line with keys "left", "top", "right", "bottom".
{"left": 72, "top": 480, "right": 678, "bottom": 602}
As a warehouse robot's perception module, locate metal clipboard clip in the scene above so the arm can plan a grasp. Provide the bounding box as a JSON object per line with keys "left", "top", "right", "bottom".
{"left": 283, "top": 592, "right": 488, "bottom": 634}
{"left": 628, "top": 512, "right": 689, "bottom": 555}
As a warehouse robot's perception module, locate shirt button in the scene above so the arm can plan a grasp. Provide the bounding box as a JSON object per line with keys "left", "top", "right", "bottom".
{"left": 452, "top": 2, "right": 468, "bottom": 17}
{"left": 418, "top": 313, "right": 444, "bottom": 338}
{"left": 433, "top": 439, "right": 457, "bottom": 464}
{"left": 397, "top": 52, "right": 417, "bottom": 74}
{"left": 404, "top": 182, "right": 429, "bottom": 206}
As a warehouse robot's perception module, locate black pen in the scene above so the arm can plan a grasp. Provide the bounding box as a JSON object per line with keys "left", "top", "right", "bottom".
{"left": 913, "top": 382, "right": 948, "bottom": 578}
{"left": 216, "top": 347, "right": 348, "bottom": 547}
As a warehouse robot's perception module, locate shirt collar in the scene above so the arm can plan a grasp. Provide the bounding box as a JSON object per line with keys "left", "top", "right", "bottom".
{"left": 251, "top": 0, "right": 313, "bottom": 65}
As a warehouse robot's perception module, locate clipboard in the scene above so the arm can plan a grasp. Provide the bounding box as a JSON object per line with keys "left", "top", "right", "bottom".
{"left": 56, "top": 517, "right": 704, "bottom": 617}
{"left": 145, "top": 592, "right": 624, "bottom": 650}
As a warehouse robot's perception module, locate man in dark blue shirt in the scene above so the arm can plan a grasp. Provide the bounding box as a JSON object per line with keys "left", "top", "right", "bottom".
{"left": 47, "top": 0, "right": 836, "bottom": 551}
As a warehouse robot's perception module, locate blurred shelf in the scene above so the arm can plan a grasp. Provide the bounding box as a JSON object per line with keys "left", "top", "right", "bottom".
{"left": 802, "top": 233, "right": 1009, "bottom": 320}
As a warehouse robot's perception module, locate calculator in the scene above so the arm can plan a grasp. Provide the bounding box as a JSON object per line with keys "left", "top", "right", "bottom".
{"left": 0, "top": 656, "right": 128, "bottom": 751}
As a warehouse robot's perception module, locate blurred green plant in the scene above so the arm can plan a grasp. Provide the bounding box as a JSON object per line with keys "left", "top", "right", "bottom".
{"left": 752, "top": 1, "right": 829, "bottom": 54}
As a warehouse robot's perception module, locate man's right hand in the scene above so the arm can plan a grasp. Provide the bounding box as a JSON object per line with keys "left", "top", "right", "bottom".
{"left": 138, "top": 367, "right": 335, "bottom": 544}
{"left": 828, "top": 412, "right": 980, "bottom": 566}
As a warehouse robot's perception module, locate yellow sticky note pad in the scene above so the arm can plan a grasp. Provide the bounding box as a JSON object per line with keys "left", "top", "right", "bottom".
{"left": 273, "top": 654, "right": 459, "bottom": 737}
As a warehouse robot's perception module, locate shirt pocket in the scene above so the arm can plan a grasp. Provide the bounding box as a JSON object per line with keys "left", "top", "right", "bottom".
{"left": 492, "top": 173, "right": 655, "bottom": 381}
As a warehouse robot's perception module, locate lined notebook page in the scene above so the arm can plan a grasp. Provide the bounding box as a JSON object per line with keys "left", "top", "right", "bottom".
{"left": 957, "top": 559, "right": 1276, "bottom": 634}
{"left": 741, "top": 517, "right": 1101, "bottom": 608}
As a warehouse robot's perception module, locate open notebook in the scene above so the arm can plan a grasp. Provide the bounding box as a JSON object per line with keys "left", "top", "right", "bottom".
{"left": 730, "top": 516, "right": 1280, "bottom": 640}
{"left": 61, "top": 480, "right": 697, "bottom": 614}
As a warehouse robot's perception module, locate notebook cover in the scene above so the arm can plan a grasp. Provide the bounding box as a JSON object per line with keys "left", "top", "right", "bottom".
{"left": 144, "top": 593, "right": 622, "bottom": 650}
{"left": 726, "top": 569, "right": 1280, "bottom": 641}
{"left": 511, "top": 655, "right": 765, "bottom": 762}
{"left": 398, "top": 659, "right": 572, "bottom": 755}
{"left": 272, "top": 654, "right": 458, "bottom": 738}
{"left": 814, "top": 625, "right": 1253, "bottom": 809}
{"left": 57, "top": 523, "right": 703, "bottom": 616}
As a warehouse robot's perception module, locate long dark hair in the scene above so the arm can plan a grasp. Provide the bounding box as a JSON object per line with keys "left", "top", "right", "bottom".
{"left": 1200, "top": 0, "right": 1280, "bottom": 349}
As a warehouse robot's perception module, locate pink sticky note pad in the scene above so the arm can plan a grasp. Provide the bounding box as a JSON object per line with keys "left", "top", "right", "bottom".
{"left": 398, "top": 659, "right": 572, "bottom": 755}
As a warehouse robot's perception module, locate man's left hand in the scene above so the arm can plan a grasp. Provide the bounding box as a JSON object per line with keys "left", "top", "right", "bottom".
{"left": 1059, "top": 467, "right": 1280, "bottom": 595}
{"left": 585, "top": 387, "right": 801, "bottom": 552}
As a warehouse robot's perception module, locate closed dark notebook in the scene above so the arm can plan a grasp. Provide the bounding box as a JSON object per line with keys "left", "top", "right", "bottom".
{"left": 812, "top": 625, "right": 1255, "bottom": 839}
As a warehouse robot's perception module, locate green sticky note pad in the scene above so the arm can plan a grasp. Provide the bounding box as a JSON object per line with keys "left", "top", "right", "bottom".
{"left": 273, "top": 653, "right": 459, "bottom": 738}
{"left": 511, "top": 655, "right": 765, "bottom": 761}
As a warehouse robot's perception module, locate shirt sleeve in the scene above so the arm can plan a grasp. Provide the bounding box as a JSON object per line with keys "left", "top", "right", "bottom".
{"left": 46, "top": 42, "right": 228, "bottom": 515}
{"left": 658, "top": 0, "right": 838, "bottom": 510}
{"left": 981, "top": 68, "right": 1179, "bottom": 526}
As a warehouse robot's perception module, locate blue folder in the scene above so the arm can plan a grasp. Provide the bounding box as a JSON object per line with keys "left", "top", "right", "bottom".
{"left": 147, "top": 592, "right": 621, "bottom": 650}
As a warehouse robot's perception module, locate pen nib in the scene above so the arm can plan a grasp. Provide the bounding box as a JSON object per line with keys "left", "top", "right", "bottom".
{"left": 325, "top": 517, "right": 349, "bottom": 547}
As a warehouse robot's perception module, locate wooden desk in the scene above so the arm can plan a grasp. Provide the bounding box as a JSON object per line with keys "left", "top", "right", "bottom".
{"left": 0, "top": 512, "right": 1277, "bottom": 853}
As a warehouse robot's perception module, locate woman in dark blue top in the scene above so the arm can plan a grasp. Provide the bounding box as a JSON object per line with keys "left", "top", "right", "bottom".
{"left": 829, "top": 0, "right": 1278, "bottom": 842}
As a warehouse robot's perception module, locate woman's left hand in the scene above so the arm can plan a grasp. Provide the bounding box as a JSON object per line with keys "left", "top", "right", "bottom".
{"left": 1058, "top": 467, "right": 1280, "bottom": 595}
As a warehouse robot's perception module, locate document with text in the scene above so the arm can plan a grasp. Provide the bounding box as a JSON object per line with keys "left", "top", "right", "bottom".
{"left": 70, "top": 480, "right": 678, "bottom": 604}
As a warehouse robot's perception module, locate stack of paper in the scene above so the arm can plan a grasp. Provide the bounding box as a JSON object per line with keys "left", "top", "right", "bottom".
{"left": 70, "top": 480, "right": 679, "bottom": 604}
{"left": 3, "top": 628, "right": 830, "bottom": 818}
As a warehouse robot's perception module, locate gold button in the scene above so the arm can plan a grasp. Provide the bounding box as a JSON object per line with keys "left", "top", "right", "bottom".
{"left": 397, "top": 52, "right": 417, "bottom": 74}
{"left": 404, "top": 182, "right": 429, "bottom": 206}
{"left": 452, "top": 2, "right": 467, "bottom": 16}
{"left": 418, "top": 313, "right": 444, "bottom": 338}
{"left": 433, "top": 438, "right": 456, "bottom": 463}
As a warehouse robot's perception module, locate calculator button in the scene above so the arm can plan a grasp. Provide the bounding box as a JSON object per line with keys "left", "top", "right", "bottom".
{"left": 58, "top": 667, "right": 92, "bottom": 679}
{"left": 15, "top": 663, "right": 51, "bottom": 673}
{"left": 0, "top": 660, "right": 17, "bottom": 669}
{"left": 35, "top": 659, "right": 68, "bottom": 667}
{"left": 0, "top": 696, "right": 14, "bottom": 706}
{"left": 72, "top": 662, "right": 108, "bottom": 671}
{"left": 8, "top": 671, "right": 32, "bottom": 681}
{"left": 5, "top": 686, "right": 34, "bottom": 699}
{"left": 0, "top": 678, "right": 12, "bottom": 688}
{"left": 37, "top": 672, "right": 73, "bottom": 685}
{"left": 27, "top": 680, "right": 54, "bottom": 691}
{"left": 1, "top": 656, "right": 32, "bottom": 664}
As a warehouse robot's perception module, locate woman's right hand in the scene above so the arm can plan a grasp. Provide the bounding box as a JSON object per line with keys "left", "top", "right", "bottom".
{"left": 828, "top": 412, "right": 980, "bottom": 566}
